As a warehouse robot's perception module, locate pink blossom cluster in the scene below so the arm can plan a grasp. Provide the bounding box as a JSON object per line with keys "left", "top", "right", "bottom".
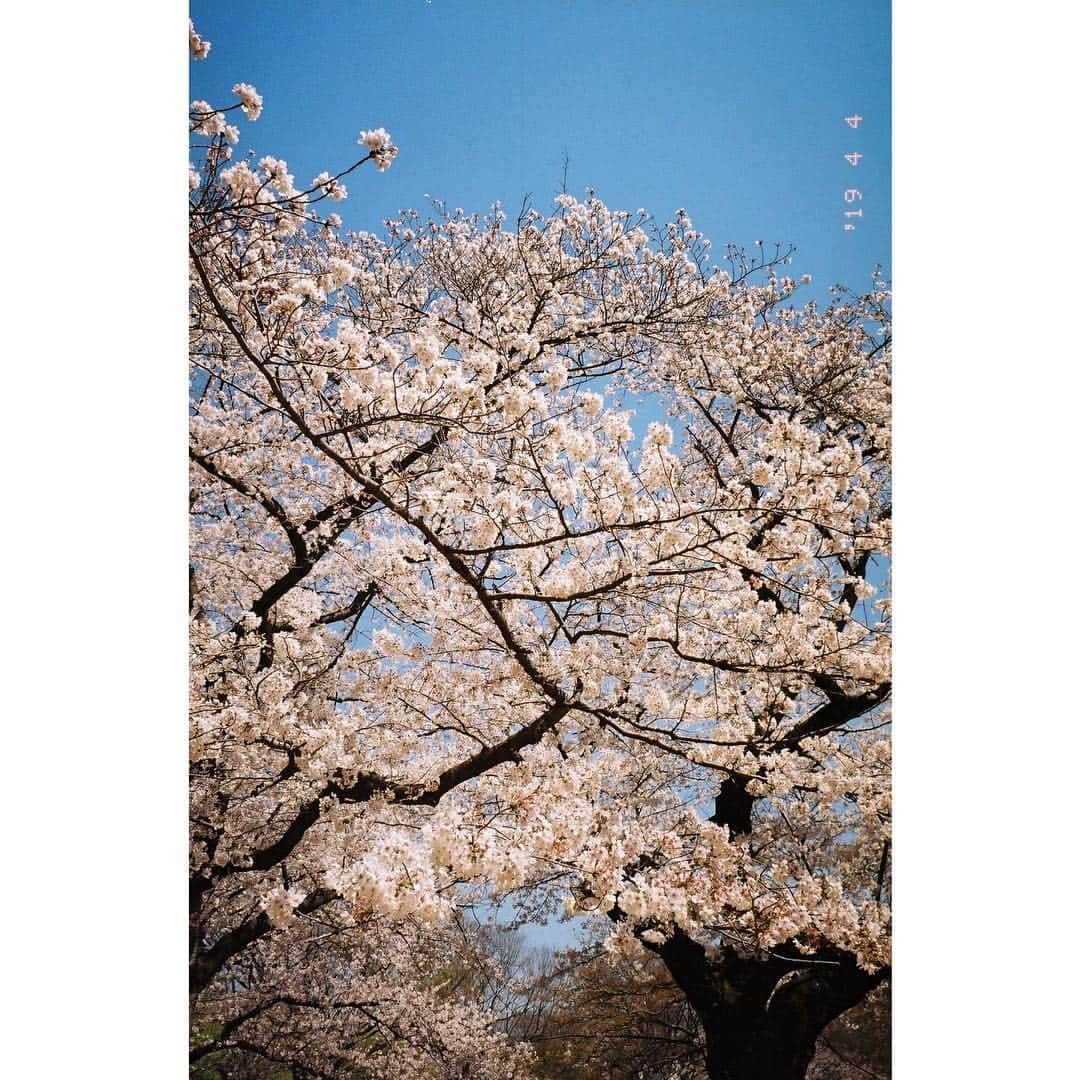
{"left": 359, "top": 127, "right": 399, "bottom": 171}
{"left": 188, "top": 18, "right": 210, "bottom": 60}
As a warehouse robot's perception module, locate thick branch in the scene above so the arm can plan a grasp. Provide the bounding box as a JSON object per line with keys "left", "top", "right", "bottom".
{"left": 781, "top": 680, "right": 891, "bottom": 749}
{"left": 190, "top": 888, "right": 337, "bottom": 996}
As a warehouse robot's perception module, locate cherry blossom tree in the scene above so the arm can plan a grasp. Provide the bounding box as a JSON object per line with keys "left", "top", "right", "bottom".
{"left": 189, "top": 20, "right": 890, "bottom": 1079}
{"left": 190, "top": 911, "right": 536, "bottom": 1078}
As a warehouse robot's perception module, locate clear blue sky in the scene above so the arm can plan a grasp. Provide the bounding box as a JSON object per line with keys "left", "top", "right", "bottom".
{"left": 190, "top": 0, "right": 890, "bottom": 298}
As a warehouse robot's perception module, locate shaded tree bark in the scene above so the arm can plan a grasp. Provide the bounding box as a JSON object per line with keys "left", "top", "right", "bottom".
{"left": 650, "top": 680, "right": 890, "bottom": 1080}
{"left": 653, "top": 928, "right": 887, "bottom": 1080}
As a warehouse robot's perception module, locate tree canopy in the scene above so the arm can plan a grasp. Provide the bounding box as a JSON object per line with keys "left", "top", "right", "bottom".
{"left": 189, "top": 20, "right": 891, "bottom": 1078}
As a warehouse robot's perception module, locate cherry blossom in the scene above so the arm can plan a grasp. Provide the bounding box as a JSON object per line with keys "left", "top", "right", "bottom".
{"left": 188, "top": 18, "right": 210, "bottom": 61}
{"left": 189, "top": 19, "right": 890, "bottom": 1078}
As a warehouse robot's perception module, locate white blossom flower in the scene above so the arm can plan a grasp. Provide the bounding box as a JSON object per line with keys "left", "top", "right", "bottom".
{"left": 312, "top": 171, "right": 347, "bottom": 202}
{"left": 580, "top": 391, "right": 603, "bottom": 416}
{"left": 358, "top": 128, "right": 398, "bottom": 171}
{"left": 188, "top": 19, "right": 211, "bottom": 60}
{"left": 190, "top": 100, "right": 224, "bottom": 137}
{"left": 644, "top": 421, "right": 674, "bottom": 449}
{"left": 262, "top": 885, "right": 307, "bottom": 929}
{"left": 232, "top": 82, "right": 263, "bottom": 121}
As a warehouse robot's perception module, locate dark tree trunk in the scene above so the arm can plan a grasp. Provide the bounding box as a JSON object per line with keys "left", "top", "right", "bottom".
{"left": 654, "top": 928, "right": 887, "bottom": 1080}
{"left": 676, "top": 695, "right": 890, "bottom": 1080}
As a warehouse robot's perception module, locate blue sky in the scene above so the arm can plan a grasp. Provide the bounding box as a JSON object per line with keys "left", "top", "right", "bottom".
{"left": 190, "top": 0, "right": 890, "bottom": 298}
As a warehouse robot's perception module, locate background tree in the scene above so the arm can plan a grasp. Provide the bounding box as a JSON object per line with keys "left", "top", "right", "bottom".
{"left": 513, "top": 943, "right": 707, "bottom": 1078}
{"left": 808, "top": 983, "right": 890, "bottom": 1080}
{"left": 458, "top": 930, "right": 888, "bottom": 1080}
{"left": 189, "top": 20, "right": 890, "bottom": 1078}
{"left": 190, "top": 909, "right": 536, "bottom": 1078}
